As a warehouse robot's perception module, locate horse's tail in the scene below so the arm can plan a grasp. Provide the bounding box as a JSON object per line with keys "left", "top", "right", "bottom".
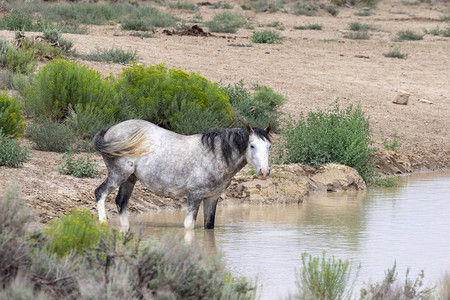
{"left": 93, "top": 127, "right": 152, "bottom": 157}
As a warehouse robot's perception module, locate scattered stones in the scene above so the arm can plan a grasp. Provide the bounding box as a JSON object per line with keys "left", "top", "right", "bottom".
{"left": 392, "top": 90, "right": 410, "bottom": 105}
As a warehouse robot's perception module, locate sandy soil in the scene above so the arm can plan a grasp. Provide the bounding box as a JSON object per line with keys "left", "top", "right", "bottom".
{"left": 0, "top": 0, "right": 449, "bottom": 223}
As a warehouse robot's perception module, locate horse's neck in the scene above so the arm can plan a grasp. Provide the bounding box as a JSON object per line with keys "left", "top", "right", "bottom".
{"left": 224, "top": 152, "right": 248, "bottom": 179}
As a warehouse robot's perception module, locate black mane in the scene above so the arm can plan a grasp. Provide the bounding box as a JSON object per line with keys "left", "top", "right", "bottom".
{"left": 201, "top": 127, "right": 270, "bottom": 165}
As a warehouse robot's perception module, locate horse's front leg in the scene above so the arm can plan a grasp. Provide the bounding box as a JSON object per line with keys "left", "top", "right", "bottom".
{"left": 203, "top": 197, "right": 219, "bottom": 229}
{"left": 184, "top": 193, "right": 203, "bottom": 229}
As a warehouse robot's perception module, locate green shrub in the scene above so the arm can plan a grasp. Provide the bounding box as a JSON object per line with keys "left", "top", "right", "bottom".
{"left": 59, "top": 152, "right": 100, "bottom": 178}
{"left": 294, "top": 24, "right": 323, "bottom": 30}
{"left": 0, "top": 186, "right": 31, "bottom": 283}
{"left": 424, "top": 26, "right": 450, "bottom": 37}
{"left": 0, "top": 133, "right": 30, "bottom": 168}
{"left": 210, "top": 2, "right": 233, "bottom": 9}
{"left": 251, "top": 30, "right": 283, "bottom": 44}
{"left": 135, "top": 237, "right": 256, "bottom": 299}
{"left": 354, "top": 10, "right": 374, "bottom": 16}
{"left": 381, "top": 129, "right": 402, "bottom": 151}
{"left": 27, "top": 119, "right": 77, "bottom": 153}
{"left": 383, "top": 49, "right": 408, "bottom": 59}
{"left": 294, "top": 251, "right": 358, "bottom": 300}
{"left": 275, "top": 101, "right": 375, "bottom": 182}
{"left": 42, "top": 28, "right": 74, "bottom": 52}
{"left": 249, "top": 1, "right": 284, "bottom": 12}
{"left": 349, "top": 22, "right": 374, "bottom": 31}
{"left": 0, "top": 69, "right": 15, "bottom": 90}
{"left": 397, "top": 30, "right": 423, "bottom": 40}
{"left": 293, "top": 0, "right": 319, "bottom": 16}
{"left": 370, "top": 176, "right": 402, "bottom": 187}
{"left": 0, "top": 39, "right": 38, "bottom": 75}
{"left": 79, "top": 48, "right": 138, "bottom": 64}
{"left": 0, "top": 93, "right": 26, "bottom": 138}
{"left": 117, "top": 63, "right": 234, "bottom": 134}
{"left": 168, "top": 1, "right": 198, "bottom": 11}
{"left": 204, "top": 12, "right": 247, "bottom": 33}
{"left": 343, "top": 31, "right": 370, "bottom": 40}
{"left": 44, "top": 208, "right": 111, "bottom": 257}
{"left": 325, "top": 4, "right": 340, "bottom": 16}
{"left": 222, "top": 81, "right": 286, "bottom": 131}
{"left": 121, "top": 6, "right": 178, "bottom": 31}
{"left": 24, "top": 59, "right": 119, "bottom": 138}
{"left": 0, "top": 11, "right": 47, "bottom": 31}
{"left": 360, "top": 262, "right": 434, "bottom": 299}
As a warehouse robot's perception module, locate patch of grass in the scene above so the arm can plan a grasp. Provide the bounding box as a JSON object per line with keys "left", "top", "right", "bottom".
{"left": 130, "top": 32, "right": 155, "bottom": 38}
{"left": 343, "top": 31, "right": 370, "bottom": 39}
{"left": 78, "top": 48, "right": 138, "bottom": 64}
{"left": 354, "top": 10, "right": 374, "bottom": 16}
{"left": 370, "top": 176, "right": 402, "bottom": 187}
{"left": 59, "top": 152, "right": 100, "bottom": 178}
{"left": 228, "top": 43, "right": 253, "bottom": 47}
{"left": 204, "top": 11, "right": 247, "bottom": 33}
{"left": 168, "top": 1, "right": 198, "bottom": 11}
{"left": 0, "top": 69, "right": 15, "bottom": 90}
{"left": 0, "top": 38, "right": 38, "bottom": 75}
{"left": 0, "top": 133, "right": 30, "bottom": 168}
{"left": 0, "top": 11, "right": 49, "bottom": 31}
{"left": 121, "top": 7, "right": 178, "bottom": 31}
{"left": 210, "top": 2, "right": 233, "bottom": 9}
{"left": 222, "top": 80, "right": 286, "bottom": 131}
{"left": 266, "top": 21, "right": 285, "bottom": 30}
{"left": 294, "top": 23, "right": 323, "bottom": 30}
{"left": 294, "top": 251, "right": 359, "bottom": 300}
{"left": 349, "top": 22, "right": 375, "bottom": 31}
{"left": 275, "top": 101, "right": 375, "bottom": 182}
{"left": 292, "top": 0, "right": 319, "bottom": 16}
{"left": 383, "top": 49, "right": 408, "bottom": 59}
{"left": 381, "top": 129, "right": 402, "bottom": 152}
{"left": 249, "top": 0, "right": 284, "bottom": 12}
{"left": 26, "top": 119, "right": 77, "bottom": 153}
{"left": 251, "top": 30, "right": 283, "bottom": 44}
{"left": 325, "top": 4, "right": 340, "bottom": 16}
{"left": 402, "top": 0, "right": 421, "bottom": 5}
{"left": 424, "top": 26, "right": 450, "bottom": 37}
{"left": 396, "top": 30, "right": 423, "bottom": 40}
{"left": 360, "top": 262, "right": 434, "bottom": 299}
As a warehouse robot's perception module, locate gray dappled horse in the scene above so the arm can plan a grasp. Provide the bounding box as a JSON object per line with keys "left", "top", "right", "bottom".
{"left": 93, "top": 119, "right": 271, "bottom": 230}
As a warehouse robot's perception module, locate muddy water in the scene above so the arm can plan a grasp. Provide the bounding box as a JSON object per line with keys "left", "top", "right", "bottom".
{"left": 113, "top": 170, "right": 450, "bottom": 299}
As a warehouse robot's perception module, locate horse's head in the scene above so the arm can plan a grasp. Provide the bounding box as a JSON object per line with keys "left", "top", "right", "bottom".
{"left": 246, "top": 124, "right": 271, "bottom": 179}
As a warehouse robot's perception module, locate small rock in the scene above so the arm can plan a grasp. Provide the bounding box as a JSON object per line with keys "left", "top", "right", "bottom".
{"left": 393, "top": 90, "right": 410, "bottom": 105}
{"left": 418, "top": 98, "right": 433, "bottom": 104}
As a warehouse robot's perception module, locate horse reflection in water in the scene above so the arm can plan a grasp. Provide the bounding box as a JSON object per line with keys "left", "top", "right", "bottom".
{"left": 93, "top": 119, "right": 272, "bottom": 231}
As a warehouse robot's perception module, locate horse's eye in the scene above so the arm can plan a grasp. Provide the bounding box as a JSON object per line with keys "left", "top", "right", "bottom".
{"left": 250, "top": 145, "right": 254, "bottom": 149}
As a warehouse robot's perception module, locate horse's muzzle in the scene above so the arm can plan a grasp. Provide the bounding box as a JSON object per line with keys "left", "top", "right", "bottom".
{"left": 258, "top": 167, "right": 271, "bottom": 179}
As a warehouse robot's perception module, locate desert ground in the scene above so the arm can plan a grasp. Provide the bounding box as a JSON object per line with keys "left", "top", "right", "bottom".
{"left": 0, "top": 0, "right": 449, "bottom": 223}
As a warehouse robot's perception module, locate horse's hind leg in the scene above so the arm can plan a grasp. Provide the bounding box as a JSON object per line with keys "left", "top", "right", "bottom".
{"left": 115, "top": 174, "right": 137, "bottom": 230}
{"left": 94, "top": 158, "right": 134, "bottom": 223}
{"left": 203, "top": 197, "right": 219, "bottom": 229}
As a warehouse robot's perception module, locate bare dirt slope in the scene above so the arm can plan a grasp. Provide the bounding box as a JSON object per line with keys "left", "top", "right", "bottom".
{"left": 0, "top": 0, "right": 449, "bottom": 223}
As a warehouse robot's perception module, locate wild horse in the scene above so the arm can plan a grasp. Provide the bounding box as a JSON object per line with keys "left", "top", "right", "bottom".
{"left": 93, "top": 119, "right": 271, "bottom": 230}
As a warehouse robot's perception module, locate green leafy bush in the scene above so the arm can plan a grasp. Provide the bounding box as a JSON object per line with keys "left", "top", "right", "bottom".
{"left": 380, "top": 129, "right": 402, "bottom": 151}
{"left": 294, "top": 251, "right": 358, "bottom": 300}
{"left": 44, "top": 208, "right": 111, "bottom": 257}
{"left": 135, "top": 237, "right": 256, "bottom": 299}
{"left": 204, "top": 12, "right": 247, "bottom": 33}
{"left": 59, "top": 152, "right": 100, "bottom": 178}
{"left": 251, "top": 30, "right": 283, "bottom": 44}
{"left": 24, "top": 59, "right": 119, "bottom": 137}
{"left": 275, "top": 101, "right": 375, "bottom": 182}
{"left": 383, "top": 49, "right": 408, "bottom": 59}
{"left": 0, "top": 133, "right": 30, "bottom": 168}
{"left": 27, "top": 119, "right": 77, "bottom": 153}
{"left": 121, "top": 6, "right": 178, "bottom": 31}
{"left": 0, "top": 93, "right": 25, "bottom": 138}
{"left": 0, "top": 38, "right": 37, "bottom": 75}
{"left": 78, "top": 48, "right": 138, "bottom": 64}
{"left": 397, "top": 30, "right": 423, "bottom": 40}
{"left": 117, "top": 63, "right": 234, "bottom": 134}
{"left": 349, "top": 22, "right": 375, "bottom": 31}
{"left": 222, "top": 80, "right": 285, "bottom": 131}
{"left": 0, "top": 186, "right": 31, "bottom": 283}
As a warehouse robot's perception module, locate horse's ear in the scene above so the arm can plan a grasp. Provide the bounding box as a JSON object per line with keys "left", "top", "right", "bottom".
{"left": 246, "top": 123, "right": 254, "bottom": 135}
{"left": 264, "top": 124, "right": 271, "bottom": 133}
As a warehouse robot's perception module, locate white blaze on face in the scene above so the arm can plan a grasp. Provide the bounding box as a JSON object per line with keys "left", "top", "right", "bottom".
{"left": 247, "top": 134, "right": 271, "bottom": 178}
